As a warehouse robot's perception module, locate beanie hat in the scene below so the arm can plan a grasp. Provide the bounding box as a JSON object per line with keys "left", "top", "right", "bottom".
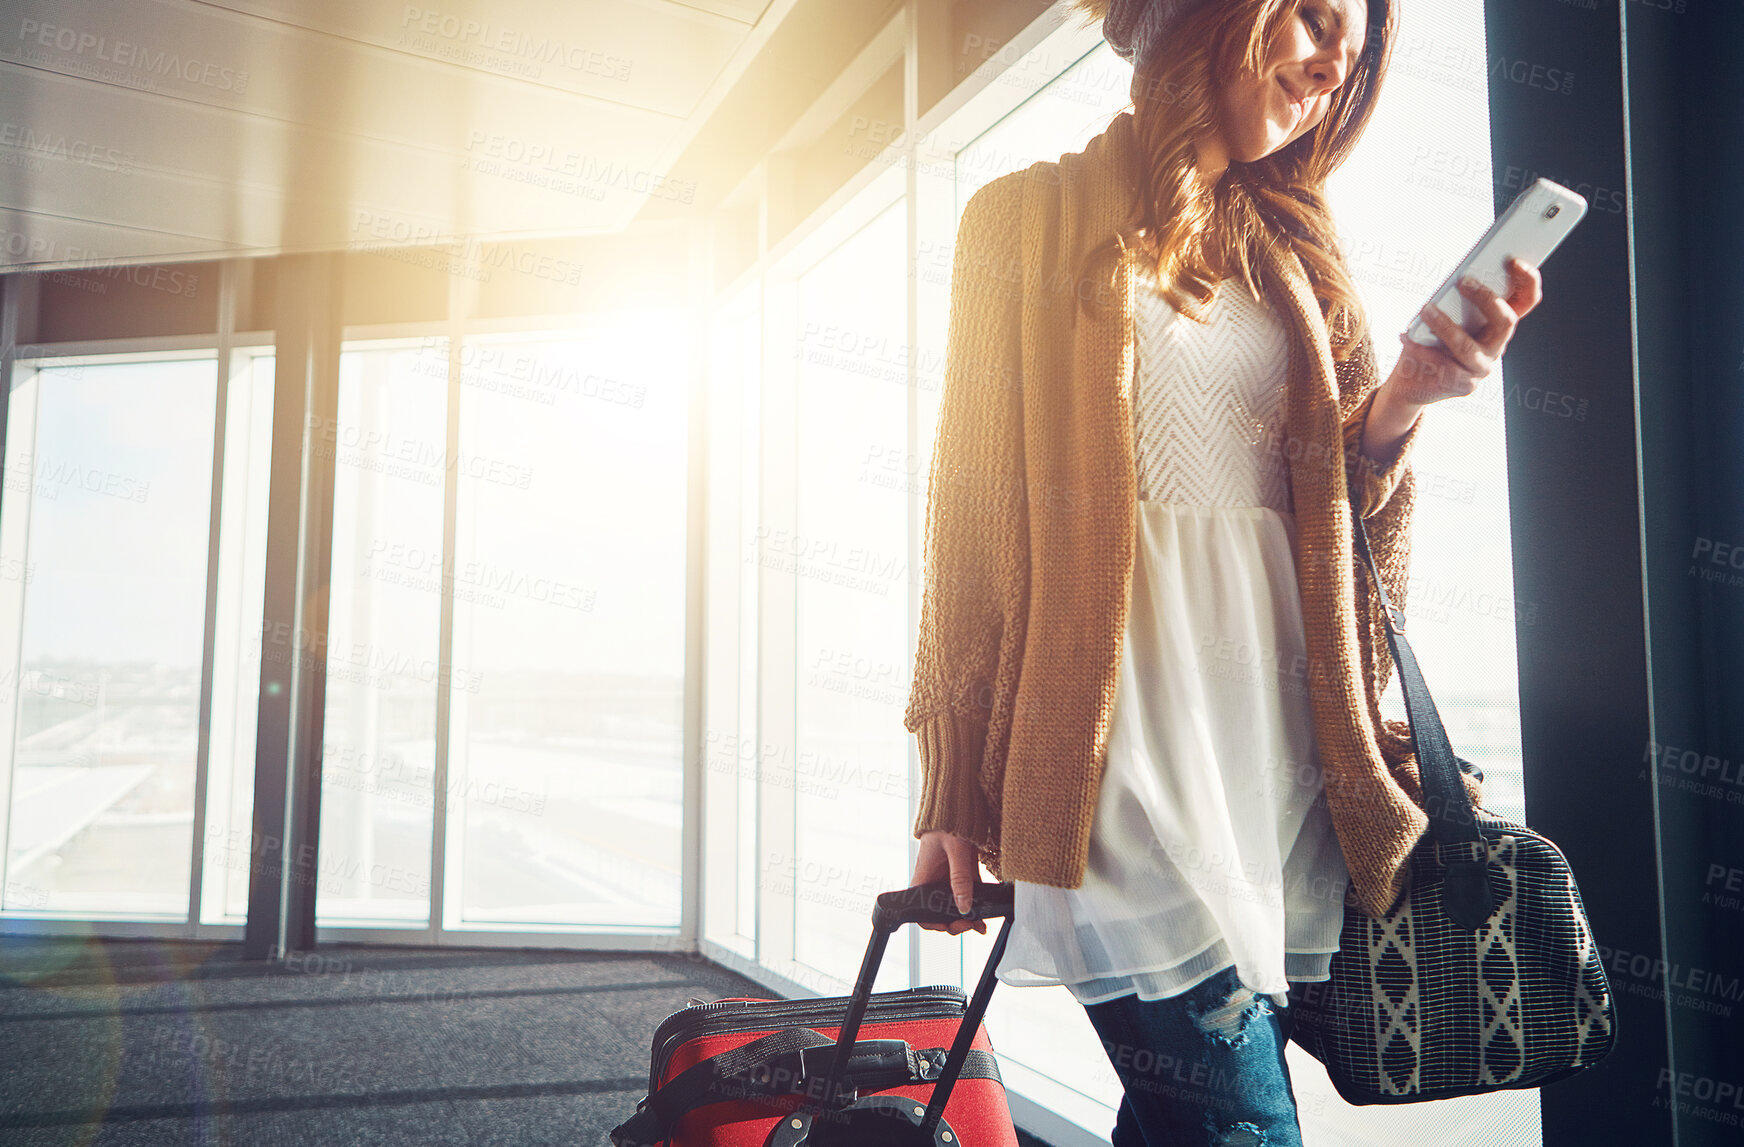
{"left": 1070, "top": 0, "right": 1217, "bottom": 96}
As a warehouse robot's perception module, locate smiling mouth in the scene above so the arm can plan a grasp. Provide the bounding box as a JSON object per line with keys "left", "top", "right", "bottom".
{"left": 1278, "top": 76, "right": 1308, "bottom": 118}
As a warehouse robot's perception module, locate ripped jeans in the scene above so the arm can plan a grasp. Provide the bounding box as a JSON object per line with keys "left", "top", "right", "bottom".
{"left": 1082, "top": 966, "right": 1303, "bottom": 1147}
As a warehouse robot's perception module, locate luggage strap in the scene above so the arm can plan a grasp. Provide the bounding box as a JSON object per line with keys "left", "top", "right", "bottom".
{"left": 610, "top": 1027, "right": 1001, "bottom": 1147}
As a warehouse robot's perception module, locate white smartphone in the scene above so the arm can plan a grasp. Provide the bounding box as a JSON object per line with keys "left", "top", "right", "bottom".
{"left": 1405, "top": 177, "right": 1589, "bottom": 350}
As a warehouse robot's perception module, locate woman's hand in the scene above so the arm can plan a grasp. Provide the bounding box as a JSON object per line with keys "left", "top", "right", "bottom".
{"left": 1389, "top": 255, "right": 1544, "bottom": 406}
{"left": 910, "top": 831, "right": 987, "bottom": 936}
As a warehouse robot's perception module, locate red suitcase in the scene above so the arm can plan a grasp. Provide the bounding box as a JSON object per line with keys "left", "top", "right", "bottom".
{"left": 612, "top": 881, "right": 1020, "bottom": 1147}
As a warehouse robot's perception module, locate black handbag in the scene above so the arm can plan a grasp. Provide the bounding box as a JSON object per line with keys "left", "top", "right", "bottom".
{"left": 1284, "top": 508, "right": 1618, "bottom": 1103}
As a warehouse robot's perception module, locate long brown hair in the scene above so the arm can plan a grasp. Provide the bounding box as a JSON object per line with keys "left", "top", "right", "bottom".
{"left": 1072, "top": 0, "right": 1395, "bottom": 361}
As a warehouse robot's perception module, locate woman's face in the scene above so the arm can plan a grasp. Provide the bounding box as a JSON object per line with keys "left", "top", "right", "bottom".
{"left": 1210, "top": 0, "right": 1369, "bottom": 165}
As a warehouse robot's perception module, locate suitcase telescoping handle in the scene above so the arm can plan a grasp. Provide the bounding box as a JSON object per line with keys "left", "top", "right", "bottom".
{"left": 613, "top": 882, "right": 1016, "bottom": 1147}
{"left": 809, "top": 880, "right": 1016, "bottom": 1142}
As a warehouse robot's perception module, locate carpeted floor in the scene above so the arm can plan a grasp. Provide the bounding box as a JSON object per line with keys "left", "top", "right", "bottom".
{"left": 0, "top": 935, "right": 1055, "bottom": 1146}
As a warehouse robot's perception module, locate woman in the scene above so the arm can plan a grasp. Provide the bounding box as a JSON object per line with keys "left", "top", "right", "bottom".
{"left": 903, "top": 0, "right": 1541, "bottom": 1142}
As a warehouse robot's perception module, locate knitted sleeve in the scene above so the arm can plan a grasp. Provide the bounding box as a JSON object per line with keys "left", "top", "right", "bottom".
{"left": 902, "top": 174, "right": 1030, "bottom": 855}
{"left": 1338, "top": 332, "right": 1425, "bottom": 520}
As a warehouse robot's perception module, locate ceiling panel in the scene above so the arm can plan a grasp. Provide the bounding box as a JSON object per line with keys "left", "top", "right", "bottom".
{"left": 0, "top": 0, "right": 817, "bottom": 273}
{"left": 193, "top": 0, "right": 753, "bottom": 117}
{"left": 1, "top": 0, "right": 689, "bottom": 153}
{"left": 0, "top": 56, "right": 683, "bottom": 243}
{"left": 665, "top": 0, "right": 772, "bottom": 22}
{"left": 0, "top": 206, "right": 222, "bottom": 270}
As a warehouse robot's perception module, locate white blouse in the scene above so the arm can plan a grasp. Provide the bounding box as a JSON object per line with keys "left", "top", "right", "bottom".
{"left": 993, "top": 274, "right": 1350, "bottom": 1009}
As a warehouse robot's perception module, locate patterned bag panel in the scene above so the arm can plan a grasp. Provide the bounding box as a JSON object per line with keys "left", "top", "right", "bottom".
{"left": 1288, "top": 810, "right": 1616, "bottom": 1104}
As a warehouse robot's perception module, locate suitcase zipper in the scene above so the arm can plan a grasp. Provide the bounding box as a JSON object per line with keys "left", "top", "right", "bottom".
{"left": 648, "top": 985, "right": 969, "bottom": 1091}
{"left": 650, "top": 984, "right": 964, "bottom": 1065}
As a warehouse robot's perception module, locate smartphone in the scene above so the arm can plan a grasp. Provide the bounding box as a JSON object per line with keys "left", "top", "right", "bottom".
{"left": 1405, "top": 177, "right": 1589, "bottom": 351}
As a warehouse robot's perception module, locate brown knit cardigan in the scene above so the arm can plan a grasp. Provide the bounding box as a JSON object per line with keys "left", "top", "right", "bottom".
{"left": 902, "top": 110, "right": 1485, "bottom": 921}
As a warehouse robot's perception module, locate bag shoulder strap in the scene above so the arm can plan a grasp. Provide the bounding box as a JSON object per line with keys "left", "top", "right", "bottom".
{"left": 1351, "top": 510, "right": 1484, "bottom": 849}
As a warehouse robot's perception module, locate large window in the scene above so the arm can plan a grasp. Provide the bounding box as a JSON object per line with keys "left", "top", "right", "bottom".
{"left": 0, "top": 346, "right": 275, "bottom": 928}
{"left": 445, "top": 320, "right": 689, "bottom": 930}
{"left": 699, "top": 158, "right": 914, "bottom": 995}
{"left": 0, "top": 298, "right": 692, "bottom": 940}
{"left": 314, "top": 338, "right": 450, "bottom": 926}
{"left": 1, "top": 353, "right": 218, "bottom": 917}
{"left": 790, "top": 198, "right": 913, "bottom": 988}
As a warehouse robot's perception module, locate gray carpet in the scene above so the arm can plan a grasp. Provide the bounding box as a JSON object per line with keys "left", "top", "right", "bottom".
{"left": 0, "top": 936, "right": 1054, "bottom": 1146}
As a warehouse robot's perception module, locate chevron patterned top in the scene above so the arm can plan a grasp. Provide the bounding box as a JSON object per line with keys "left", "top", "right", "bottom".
{"left": 1133, "top": 275, "right": 1292, "bottom": 513}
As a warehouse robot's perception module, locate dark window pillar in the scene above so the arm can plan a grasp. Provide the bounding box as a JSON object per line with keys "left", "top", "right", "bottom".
{"left": 1619, "top": 4, "right": 1744, "bottom": 1146}
{"left": 1480, "top": 1, "right": 1665, "bottom": 1142}
{"left": 243, "top": 252, "right": 342, "bottom": 960}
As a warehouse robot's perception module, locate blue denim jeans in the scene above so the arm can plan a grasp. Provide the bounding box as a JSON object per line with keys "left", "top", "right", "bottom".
{"left": 1081, "top": 966, "right": 1303, "bottom": 1146}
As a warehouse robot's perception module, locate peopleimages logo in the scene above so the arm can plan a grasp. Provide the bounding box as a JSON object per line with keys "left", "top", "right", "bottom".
{"left": 462, "top": 131, "right": 695, "bottom": 205}
{"left": 16, "top": 20, "right": 249, "bottom": 93}
{"left": 0, "top": 122, "right": 134, "bottom": 173}
{"left": 401, "top": 7, "right": 633, "bottom": 81}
